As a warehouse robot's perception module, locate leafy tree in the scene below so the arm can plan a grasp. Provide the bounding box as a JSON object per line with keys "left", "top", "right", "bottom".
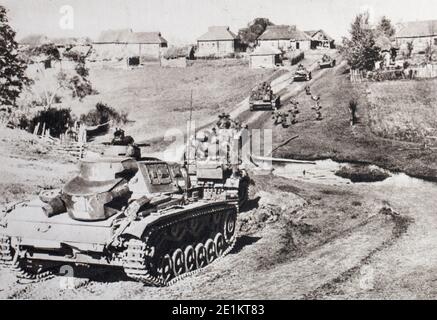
{"left": 341, "top": 13, "right": 381, "bottom": 71}
{"left": 377, "top": 16, "right": 396, "bottom": 38}
{"left": 29, "top": 107, "right": 73, "bottom": 137}
{"left": 238, "top": 18, "right": 274, "bottom": 48}
{"left": 25, "top": 45, "right": 96, "bottom": 106}
{"left": 0, "top": 6, "right": 31, "bottom": 107}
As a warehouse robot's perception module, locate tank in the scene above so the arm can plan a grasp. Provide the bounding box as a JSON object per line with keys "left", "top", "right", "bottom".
{"left": 249, "top": 81, "right": 280, "bottom": 111}
{"left": 318, "top": 54, "right": 336, "bottom": 69}
{"left": 293, "top": 64, "right": 312, "bottom": 81}
{"left": 0, "top": 141, "right": 246, "bottom": 285}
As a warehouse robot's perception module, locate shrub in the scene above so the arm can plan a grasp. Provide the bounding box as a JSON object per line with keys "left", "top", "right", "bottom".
{"left": 287, "top": 51, "right": 304, "bottom": 65}
{"left": 80, "top": 102, "right": 128, "bottom": 126}
{"left": 29, "top": 107, "right": 73, "bottom": 137}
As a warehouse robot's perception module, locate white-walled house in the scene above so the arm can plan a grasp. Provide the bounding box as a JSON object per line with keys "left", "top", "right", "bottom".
{"left": 196, "top": 26, "right": 238, "bottom": 57}
{"left": 257, "top": 25, "right": 311, "bottom": 52}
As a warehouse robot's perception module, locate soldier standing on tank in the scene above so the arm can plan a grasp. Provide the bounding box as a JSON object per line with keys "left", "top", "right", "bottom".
{"left": 125, "top": 136, "right": 141, "bottom": 159}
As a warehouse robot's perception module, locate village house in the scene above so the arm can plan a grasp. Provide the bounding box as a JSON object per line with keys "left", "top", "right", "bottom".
{"left": 92, "top": 29, "right": 168, "bottom": 64}
{"left": 257, "top": 25, "right": 311, "bottom": 52}
{"left": 196, "top": 26, "right": 238, "bottom": 57}
{"left": 249, "top": 46, "right": 282, "bottom": 69}
{"left": 395, "top": 20, "right": 437, "bottom": 54}
{"left": 304, "top": 30, "right": 335, "bottom": 49}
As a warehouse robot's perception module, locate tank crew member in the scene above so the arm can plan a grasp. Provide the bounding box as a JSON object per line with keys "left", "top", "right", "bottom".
{"left": 125, "top": 136, "right": 141, "bottom": 159}
{"left": 112, "top": 128, "right": 126, "bottom": 145}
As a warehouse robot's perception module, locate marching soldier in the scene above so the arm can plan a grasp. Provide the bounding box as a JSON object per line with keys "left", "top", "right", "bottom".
{"left": 305, "top": 85, "right": 311, "bottom": 96}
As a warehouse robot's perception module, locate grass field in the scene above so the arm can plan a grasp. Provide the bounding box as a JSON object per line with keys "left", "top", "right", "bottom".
{"left": 367, "top": 79, "right": 437, "bottom": 143}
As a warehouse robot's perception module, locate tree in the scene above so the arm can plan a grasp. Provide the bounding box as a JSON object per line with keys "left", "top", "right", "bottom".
{"left": 341, "top": 13, "right": 381, "bottom": 71}
{"left": 377, "top": 16, "right": 396, "bottom": 38}
{"left": 25, "top": 44, "right": 96, "bottom": 107}
{"left": 238, "top": 18, "right": 274, "bottom": 48}
{"left": 0, "top": 6, "right": 31, "bottom": 107}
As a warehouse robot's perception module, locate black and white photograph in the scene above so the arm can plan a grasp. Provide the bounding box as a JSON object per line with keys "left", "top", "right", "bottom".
{"left": 0, "top": 0, "right": 437, "bottom": 303}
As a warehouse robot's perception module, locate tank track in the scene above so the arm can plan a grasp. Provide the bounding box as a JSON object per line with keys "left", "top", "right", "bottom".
{"left": 0, "top": 234, "right": 54, "bottom": 284}
{"left": 123, "top": 202, "right": 238, "bottom": 286}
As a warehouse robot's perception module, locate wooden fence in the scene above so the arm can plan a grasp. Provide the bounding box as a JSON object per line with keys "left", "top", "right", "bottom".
{"left": 350, "top": 69, "right": 367, "bottom": 83}
{"left": 33, "top": 121, "right": 88, "bottom": 160}
{"left": 351, "top": 64, "right": 437, "bottom": 83}
{"left": 411, "top": 64, "right": 437, "bottom": 78}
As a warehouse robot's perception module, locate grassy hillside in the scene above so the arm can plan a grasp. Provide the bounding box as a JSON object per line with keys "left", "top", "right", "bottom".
{"left": 68, "top": 59, "right": 276, "bottom": 141}
{"left": 261, "top": 63, "right": 437, "bottom": 181}
{"left": 367, "top": 79, "right": 437, "bottom": 144}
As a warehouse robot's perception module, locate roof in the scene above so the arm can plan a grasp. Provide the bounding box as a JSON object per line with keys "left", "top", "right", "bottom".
{"left": 375, "top": 35, "right": 395, "bottom": 51}
{"left": 250, "top": 46, "right": 281, "bottom": 56}
{"left": 197, "top": 26, "right": 237, "bottom": 41}
{"left": 129, "top": 32, "right": 167, "bottom": 44}
{"left": 52, "top": 37, "right": 92, "bottom": 46}
{"left": 19, "top": 34, "right": 51, "bottom": 46}
{"left": 258, "top": 25, "right": 311, "bottom": 41}
{"left": 67, "top": 45, "right": 92, "bottom": 56}
{"left": 95, "top": 29, "right": 167, "bottom": 44}
{"left": 395, "top": 20, "right": 437, "bottom": 38}
{"left": 304, "top": 29, "right": 334, "bottom": 42}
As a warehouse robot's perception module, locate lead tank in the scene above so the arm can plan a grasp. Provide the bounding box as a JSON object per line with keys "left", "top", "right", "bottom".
{"left": 0, "top": 142, "right": 246, "bottom": 286}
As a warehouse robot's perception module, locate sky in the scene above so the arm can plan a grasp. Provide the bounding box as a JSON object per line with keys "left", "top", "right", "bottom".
{"left": 2, "top": 0, "right": 437, "bottom": 45}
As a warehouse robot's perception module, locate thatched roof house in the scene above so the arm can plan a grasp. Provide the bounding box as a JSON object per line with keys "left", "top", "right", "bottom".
{"left": 249, "top": 46, "right": 282, "bottom": 68}
{"left": 394, "top": 20, "right": 437, "bottom": 55}
{"left": 19, "top": 34, "right": 51, "bottom": 47}
{"left": 257, "top": 25, "right": 311, "bottom": 51}
{"left": 196, "top": 26, "right": 239, "bottom": 57}
{"left": 92, "top": 29, "right": 168, "bottom": 63}
{"left": 304, "top": 30, "right": 335, "bottom": 49}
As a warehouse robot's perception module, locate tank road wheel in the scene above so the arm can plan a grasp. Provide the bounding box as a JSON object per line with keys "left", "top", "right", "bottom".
{"left": 214, "top": 233, "right": 225, "bottom": 256}
{"left": 205, "top": 239, "right": 216, "bottom": 263}
{"left": 184, "top": 245, "right": 196, "bottom": 272}
{"left": 159, "top": 254, "right": 173, "bottom": 283}
{"left": 195, "top": 243, "right": 207, "bottom": 269}
{"left": 172, "top": 249, "right": 185, "bottom": 277}
{"left": 224, "top": 213, "right": 237, "bottom": 242}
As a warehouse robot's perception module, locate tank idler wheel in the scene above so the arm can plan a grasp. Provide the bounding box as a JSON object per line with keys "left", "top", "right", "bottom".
{"left": 159, "top": 254, "right": 173, "bottom": 283}
{"left": 214, "top": 233, "right": 225, "bottom": 256}
{"left": 205, "top": 239, "right": 216, "bottom": 263}
{"left": 172, "top": 249, "right": 185, "bottom": 277}
{"left": 195, "top": 243, "right": 207, "bottom": 269}
{"left": 184, "top": 245, "right": 196, "bottom": 272}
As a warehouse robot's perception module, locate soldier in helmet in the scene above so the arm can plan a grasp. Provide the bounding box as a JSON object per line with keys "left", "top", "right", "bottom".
{"left": 125, "top": 136, "right": 141, "bottom": 159}
{"left": 112, "top": 128, "right": 125, "bottom": 145}
{"left": 311, "top": 102, "right": 323, "bottom": 121}
{"left": 305, "top": 85, "right": 311, "bottom": 96}
{"left": 217, "top": 112, "right": 231, "bottom": 129}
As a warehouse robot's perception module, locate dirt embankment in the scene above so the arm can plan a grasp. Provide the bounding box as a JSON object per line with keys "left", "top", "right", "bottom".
{"left": 0, "top": 128, "right": 76, "bottom": 207}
